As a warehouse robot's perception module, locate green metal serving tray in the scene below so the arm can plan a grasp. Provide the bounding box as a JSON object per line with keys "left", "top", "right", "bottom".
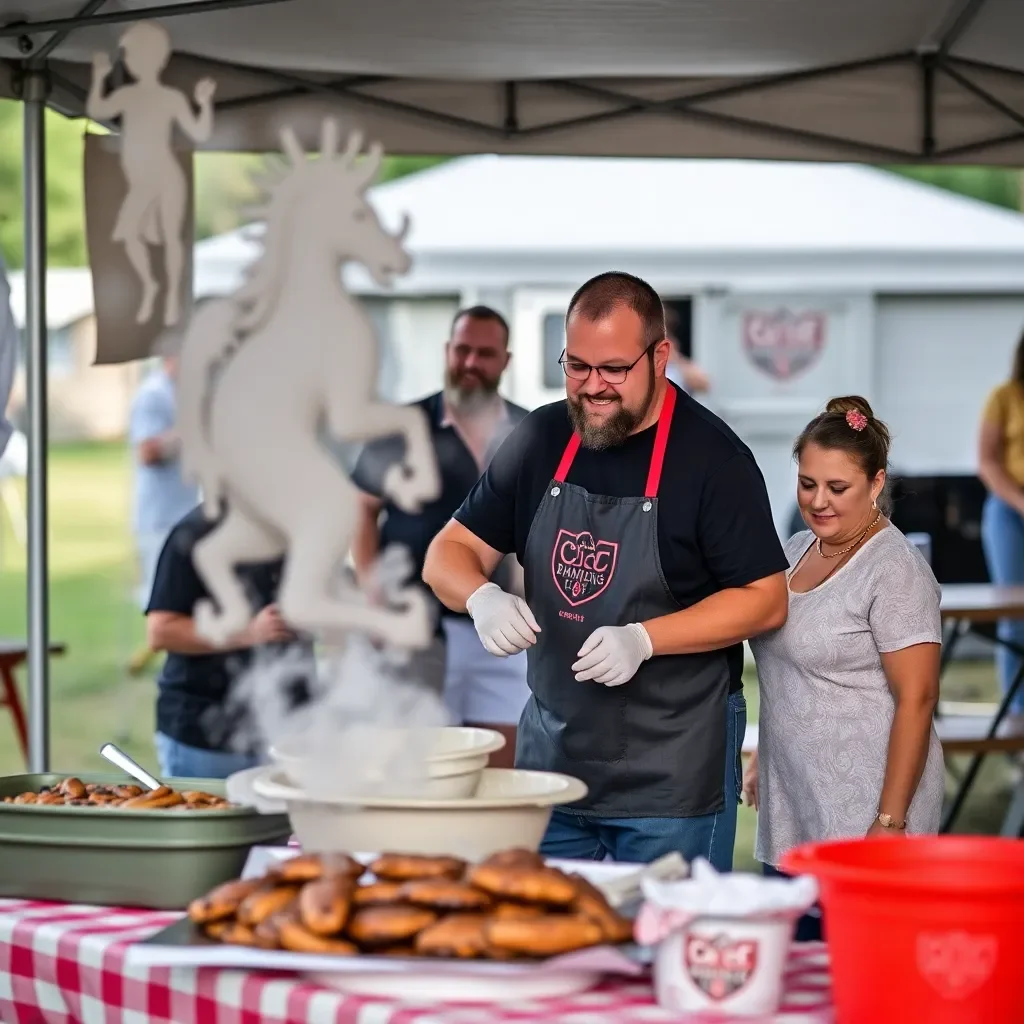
{"left": 0, "top": 772, "right": 291, "bottom": 910}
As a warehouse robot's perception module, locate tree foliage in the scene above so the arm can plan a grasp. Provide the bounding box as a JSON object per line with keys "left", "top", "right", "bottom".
{"left": 886, "top": 165, "right": 1022, "bottom": 211}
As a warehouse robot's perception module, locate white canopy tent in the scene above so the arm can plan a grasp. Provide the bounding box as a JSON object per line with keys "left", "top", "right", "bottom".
{"left": 5, "top": 0, "right": 1024, "bottom": 162}
{"left": 1, "top": 0, "right": 1023, "bottom": 769}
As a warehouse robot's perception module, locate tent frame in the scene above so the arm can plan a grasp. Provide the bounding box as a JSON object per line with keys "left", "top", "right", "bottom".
{"left": 3, "top": 0, "right": 1024, "bottom": 769}
{"left": 8, "top": 0, "right": 1024, "bottom": 164}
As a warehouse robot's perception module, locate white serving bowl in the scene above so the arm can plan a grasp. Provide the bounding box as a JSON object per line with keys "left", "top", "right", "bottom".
{"left": 268, "top": 726, "right": 506, "bottom": 800}
{"left": 251, "top": 766, "right": 588, "bottom": 860}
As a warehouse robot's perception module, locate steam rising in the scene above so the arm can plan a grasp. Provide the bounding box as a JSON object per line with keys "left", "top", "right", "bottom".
{"left": 220, "top": 541, "right": 450, "bottom": 801}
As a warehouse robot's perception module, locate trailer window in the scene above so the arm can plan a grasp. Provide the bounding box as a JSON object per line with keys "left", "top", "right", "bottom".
{"left": 542, "top": 313, "right": 565, "bottom": 390}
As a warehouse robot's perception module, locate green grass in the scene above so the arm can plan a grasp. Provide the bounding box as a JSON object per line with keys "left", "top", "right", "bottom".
{"left": 0, "top": 441, "right": 1016, "bottom": 871}
{"left": 0, "top": 441, "right": 157, "bottom": 776}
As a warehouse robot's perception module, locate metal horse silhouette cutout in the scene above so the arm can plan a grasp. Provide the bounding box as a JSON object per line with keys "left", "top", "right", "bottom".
{"left": 177, "top": 121, "right": 440, "bottom": 649}
{"left": 87, "top": 21, "right": 215, "bottom": 327}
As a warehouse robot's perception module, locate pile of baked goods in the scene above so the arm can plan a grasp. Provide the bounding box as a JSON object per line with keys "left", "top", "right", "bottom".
{"left": 1, "top": 777, "right": 232, "bottom": 810}
{"left": 188, "top": 848, "right": 635, "bottom": 959}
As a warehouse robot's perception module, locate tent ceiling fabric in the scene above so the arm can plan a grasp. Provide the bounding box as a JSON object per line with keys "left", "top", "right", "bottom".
{"left": 3, "top": 0, "right": 1024, "bottom": 162}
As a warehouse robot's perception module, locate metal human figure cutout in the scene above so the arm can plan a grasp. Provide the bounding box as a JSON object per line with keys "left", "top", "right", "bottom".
{"left": 176, "top": 121, "right": 440, "bottom": 649}
{"left": 87, "top": 21, "right": 215, "bottom": 327}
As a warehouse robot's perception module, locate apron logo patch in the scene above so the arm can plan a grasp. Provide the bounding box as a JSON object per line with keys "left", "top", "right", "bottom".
{"left": 551, "top": 529, "right": 618, "bottom": 607}
{"left": 684, "top": 933, "right": 758, "bottom": 1002}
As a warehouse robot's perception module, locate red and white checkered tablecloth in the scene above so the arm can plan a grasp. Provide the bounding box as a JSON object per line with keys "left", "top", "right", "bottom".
{"left": 0, "top": 898, "right": 834, "bottom": 1023}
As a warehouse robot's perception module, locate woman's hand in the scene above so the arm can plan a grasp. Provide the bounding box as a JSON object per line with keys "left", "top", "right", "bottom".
{"left": 741, "top": 750, "right": 759, "bottom": 810}
{"left": 866, "top": 818, "right": 906, "bottom": 839}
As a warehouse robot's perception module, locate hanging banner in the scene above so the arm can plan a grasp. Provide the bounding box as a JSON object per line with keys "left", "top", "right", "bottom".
{"left": 83, "top": 132, "right": 195, "bottom": 364}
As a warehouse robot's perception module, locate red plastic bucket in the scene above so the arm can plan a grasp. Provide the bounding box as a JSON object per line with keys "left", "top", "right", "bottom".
{"left": 781, "top": 836, "right": 1024, "bottom": 1024}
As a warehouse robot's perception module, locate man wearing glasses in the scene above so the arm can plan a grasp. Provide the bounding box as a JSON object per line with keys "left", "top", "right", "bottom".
{"left": 423, "top": 272, "right": 788, "bottom": 867}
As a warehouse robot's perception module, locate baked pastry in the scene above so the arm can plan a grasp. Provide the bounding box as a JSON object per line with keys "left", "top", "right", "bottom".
{"left": 481, "top": 848, "right": 545, "bottom": 870}
{"left": 414, "top": 913, "right": 489, "bottom": 959}
{"left": 187, "top": 878, "right": 263, "bottom": 924}
{"left": 278, "top": 916, "right": 359, "bottom": 955}
{"left": 467, "top": 863, "right": 577, "bottom": 907}
{"left": 491, "top": 901, "right": 546, "bottom": 921}
{"left": 397, "top": 878, "right": 492, "bottom": 912}
{"left": 346, "top": 905, "right": 438, "bottom": 947}
{"left": 569, "top": 873, "right": 634, "bottom": 944}
{"left": 352, "top": 881, "right": 404, "bottom": 907}
{"left": 274, "top": 852, "right": 363, "bottom": 883}
{"left": 369, "top": 853, "right": 466, "bottom": 882}
{"left": 484, "top": 914, "right": 604, "bottom": 957}
{"left": 237, "top": 884, "right": 300, "bottom": 926}
{"left": 299, "top": 876, "right": 354, "bottom": 935}
{"left": 58, "top": 778, "right": 87, "bottom": 800}
{"left": 120, "top": 786, "right": 185, "bottom": 809}
{"left": 218, "top": 921, "right": 259, "bottom": 946}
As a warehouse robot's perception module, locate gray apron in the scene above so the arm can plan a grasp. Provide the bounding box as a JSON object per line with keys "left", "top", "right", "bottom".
{"left": 516, "top": 385, "right": 730, "bottom": 817}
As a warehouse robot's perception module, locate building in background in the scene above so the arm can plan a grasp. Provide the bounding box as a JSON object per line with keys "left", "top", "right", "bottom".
{"left": 10, "top": 159, "right": 1024, "bottom": 578}
{"left": 5, "top": 267, "right": 144, "bottom": 442}
{"left": 198, "top": 156, "right": 1024, "bottom": 545}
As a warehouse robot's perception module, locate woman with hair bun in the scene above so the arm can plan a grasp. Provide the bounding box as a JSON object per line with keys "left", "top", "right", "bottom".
{"left": 745, "top": 396, "right": 944, "bottom": 934}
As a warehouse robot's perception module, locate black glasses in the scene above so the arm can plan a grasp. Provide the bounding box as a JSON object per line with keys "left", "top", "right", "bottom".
{"left": 558, "top": 343, "right": 655, "bottom": 385}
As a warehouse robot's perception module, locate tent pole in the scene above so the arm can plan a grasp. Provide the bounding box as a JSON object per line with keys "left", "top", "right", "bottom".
{"left": 22, "top": 68, "right": 51, "bottom": 773}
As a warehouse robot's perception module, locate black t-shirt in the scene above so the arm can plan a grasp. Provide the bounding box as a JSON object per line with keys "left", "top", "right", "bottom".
{"left": 351, "top": 391, "right": 529, "bottom": 625}
{"left": 147, "top": 506, "right": 313, "bottom": 752}
{"left": 452, "top": 385, "right": 788, "bottom": 691}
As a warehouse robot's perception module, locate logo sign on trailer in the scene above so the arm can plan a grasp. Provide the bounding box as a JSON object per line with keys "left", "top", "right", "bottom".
{"left": 742, "top": 309, "right": 826, "bottom": 381}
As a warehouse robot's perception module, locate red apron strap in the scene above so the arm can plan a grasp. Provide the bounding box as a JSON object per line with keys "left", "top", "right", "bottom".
{"left": 645, "top": 384, "right": 677, "bottom": 498}
{"left": 554, "top": 385, "right": 677, "bottom": 492}
{"left": 554, "top": 432, "right": 581, "bottom": 483}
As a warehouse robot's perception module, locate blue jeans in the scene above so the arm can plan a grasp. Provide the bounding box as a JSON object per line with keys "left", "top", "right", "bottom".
{"left": 981, "top": 495, "right": 1024, "bottom": 714}
{"left": 763, "top": 864, "right": 823, "bottom": 942}
{"left": 154, "top": 732, "right": 263, "bottom": 780}
{"left": 539, "top": 691, "right": 746, "bottom": 869}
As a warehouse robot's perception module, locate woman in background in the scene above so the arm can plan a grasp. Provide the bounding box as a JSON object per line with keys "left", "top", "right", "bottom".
{"left": 978, "top": 332, "right": 1024, "bottom": 721}
{"left": 745, "top": 397, "right": 944, "bottom": 938}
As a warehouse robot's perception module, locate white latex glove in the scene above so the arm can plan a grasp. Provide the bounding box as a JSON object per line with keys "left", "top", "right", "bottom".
{"left": 572, "top": 623, "right": 653, "bottom": 686}
{"left": 466, "top": 582, "right": 541, "bottom": 657}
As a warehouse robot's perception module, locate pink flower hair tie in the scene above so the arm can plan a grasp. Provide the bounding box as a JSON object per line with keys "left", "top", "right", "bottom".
{"left": 846, "top": 409, "right": 868, "bottom": 431}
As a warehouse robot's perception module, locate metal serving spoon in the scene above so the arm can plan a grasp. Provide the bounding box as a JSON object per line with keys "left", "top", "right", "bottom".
{"left": 99, "top": 742, "right": 162, "bottom": 792}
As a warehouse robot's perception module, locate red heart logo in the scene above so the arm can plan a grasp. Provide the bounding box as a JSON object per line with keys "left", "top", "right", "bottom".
{"left": 916, "top": 931, "right": 998, "bottom": 1000}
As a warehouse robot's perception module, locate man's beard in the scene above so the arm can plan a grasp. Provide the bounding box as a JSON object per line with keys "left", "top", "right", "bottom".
{"left": 567, "top": 359, "right": 656, "bottom": 450}
{"left": 445, "top": 369, "right": 500, "bottom": 414}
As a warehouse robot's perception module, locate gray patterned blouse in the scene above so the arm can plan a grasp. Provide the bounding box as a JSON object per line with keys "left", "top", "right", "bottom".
{"left": 749, "top": 526, "right": 945, "bottom": 867}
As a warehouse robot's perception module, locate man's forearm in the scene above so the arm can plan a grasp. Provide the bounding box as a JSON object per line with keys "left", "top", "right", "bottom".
{"left": 138, "top": 430, "right": 181, "bottom": 467}
{"left": 422, "top": 538, "right": 491, "bottom": 613}
{"left": 351, "top": 508, "right": 382, "bottom": 585}
{"left": 642, "top": 576, "right": 787, "bottom": 656}
{"left": 148, "top": 614, "right": 251, "bottom": 654}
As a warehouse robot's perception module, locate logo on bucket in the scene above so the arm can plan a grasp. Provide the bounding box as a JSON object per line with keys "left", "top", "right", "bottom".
{"left": 684, "top": 933, "right": 758, "bottom": 1001}
{"left": 551, "top": 529, "right": 618, "bottom": 607}
{"left": 917, "top": 931, "right": 998, "bottom": 1000}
